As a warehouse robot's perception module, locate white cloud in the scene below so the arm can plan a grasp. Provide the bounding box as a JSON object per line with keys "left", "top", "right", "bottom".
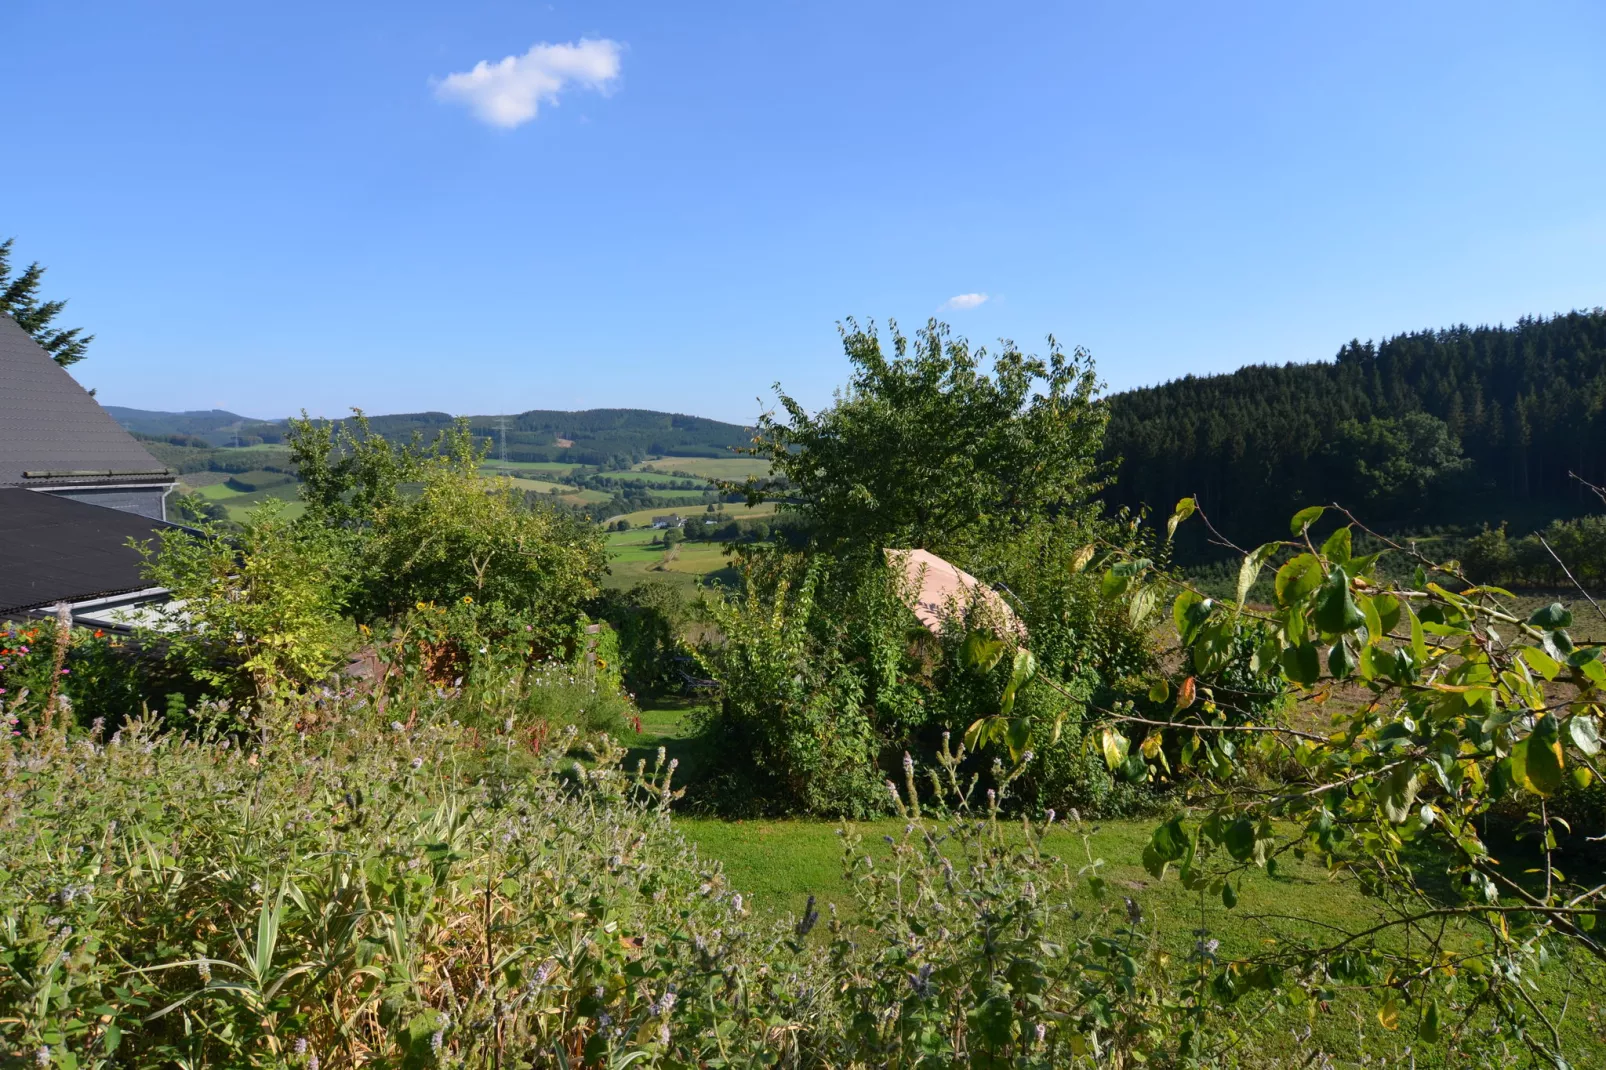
{"left": 435, "top": 38, "right": 623, "bottom": 128}
{"left": 940, "top": 293, "right": 989, "bottom": 311}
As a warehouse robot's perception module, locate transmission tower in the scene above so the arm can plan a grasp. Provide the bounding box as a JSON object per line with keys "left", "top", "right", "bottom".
{"left": 497, "top": 415, "right": 510, "bottom": 476}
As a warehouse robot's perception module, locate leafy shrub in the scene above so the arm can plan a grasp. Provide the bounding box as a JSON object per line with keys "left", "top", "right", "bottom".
{"left": 1464, "top": 516, "right": 1606, "bottom": 587}
{"left": 593, "top": 582, "right": 690, "bottom": 698}
{"left": 0, "top": 708, "right": 1257, "bottom": 1069}
{"left": 136, "top": 499, "right": 358, "bottom": 702}
{"left": 694, "top": 555, "right": 886, "bottom": 817}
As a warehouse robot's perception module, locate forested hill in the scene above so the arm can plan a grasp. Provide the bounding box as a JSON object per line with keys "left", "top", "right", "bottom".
{"left": 1101, "top": 308, "right": 1606, "bottom": 548}
{"left": 111, "top": 406, "right": 754, "bottom": 466}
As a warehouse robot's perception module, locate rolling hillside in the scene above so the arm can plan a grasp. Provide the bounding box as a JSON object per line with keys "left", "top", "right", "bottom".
{"left": 1101, "top": 308, "right": 1606, "bottom": 550}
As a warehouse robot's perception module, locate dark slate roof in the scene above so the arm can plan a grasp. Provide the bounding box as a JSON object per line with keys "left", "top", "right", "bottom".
{"left": 0, "top": 489, "right": 180, "bottom": 614}
{"left": 0, "top": 314, "right": 173, "bottom": 487}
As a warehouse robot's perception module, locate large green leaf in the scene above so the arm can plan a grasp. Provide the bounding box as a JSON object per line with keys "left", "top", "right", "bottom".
{"left": 1280, "top": 642, "right": 1322, "bottom": 686}
{"left": 1290, "top": 506, "right": 1326, "bottom": 536}
{"left": 1528, "top": 602, "right": 1574, "bottom": 630}
{"left": 1167, "top": 496, "right": 1196, "bottom": 541}
{"left": 1568, "top": 715, "right": 1601, "bottom": 757}
{"left": 959, "top": 631, "right": 1006, "bottom": 673}
{"left": 1312, "top": 565, "right": 1365, "bottom": 635}
{"left": 1173, "top": 589, "right": 1204, "bottom": 641}
{"left": 1274, "top": 554, "right": 1322, "bottom": 607}
{"left": 999, "top": 649, "right": 1038, "bottom": 715}
{"left": 1100, "top": 727, "right": 1129, "bottom": 772}
{"left": 1320, "top": 526, "right": 1352, "bottom": 564}
{"left": 1520, "top": 646, "right": 1561, "bottom": 681}
{"left": 1327, "top": 640, "right": 1356, "bottom": 680}
{"left": 1005, "top": 717, "right": 1032, "bottom": 761}
{"left": 1522, "top": 714, "right": 1566, "bottom": 796}
{"left": 1223, "top": 817, "right": 1257, "bottom": 861}
{"left": 1235, "top": 542, "right": 1280, "bottom": 609}
{"left": 1379, "top": 764, "right": 1420, "bottom": 824}
{"left": 1128, "top": 582, "right": 1162, "bottom": 627}
{"left": 1373, "top": 592, "right": 1402, "bottom": 635}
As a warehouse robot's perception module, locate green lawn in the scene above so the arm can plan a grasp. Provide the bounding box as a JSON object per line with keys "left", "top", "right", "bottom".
{"left": 622, "top": 704, "right": 1606, "bottom": 1064}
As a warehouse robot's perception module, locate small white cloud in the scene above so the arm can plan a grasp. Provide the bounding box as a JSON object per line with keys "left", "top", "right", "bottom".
{"left": 940, "top": 293, "right": 989, "bottom": 311}
{"left": 435, "top": 38, "right": 623, "bottom": 128}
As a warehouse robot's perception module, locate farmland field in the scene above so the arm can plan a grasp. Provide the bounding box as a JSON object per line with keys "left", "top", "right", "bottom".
{"left": 478, "top": 460, "right": 592, "bottom": 478}
{"left": 602, "top": 528, "right": 735, "bottom": 592}
{"left": 603, "top": 501, "right": 776, "bottom": 529}
{"left": 634, "top": 456, "right": 770, "bottom": 481}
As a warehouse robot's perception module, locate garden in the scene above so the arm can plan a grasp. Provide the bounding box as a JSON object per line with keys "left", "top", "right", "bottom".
{"left": 3, "top": 320, "right": 1605, "bottom": 1068}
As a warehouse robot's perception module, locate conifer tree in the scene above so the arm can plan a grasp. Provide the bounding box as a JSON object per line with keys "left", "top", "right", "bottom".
{"left": 0, "top": 236, "right": 93, "bottom": 367}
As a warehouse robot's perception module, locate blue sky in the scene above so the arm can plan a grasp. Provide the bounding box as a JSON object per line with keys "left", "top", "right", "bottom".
{"left": 6, "top": 1, "right": 1604, "bottom": 423}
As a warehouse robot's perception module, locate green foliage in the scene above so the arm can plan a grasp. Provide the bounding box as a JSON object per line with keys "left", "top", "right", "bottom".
{"left": 1322, "top": 412, "right": 1471, "bottom": 513}
{"left": 593, "top": 581, "right": 691, "bottom": 698}
{"left": 137, "top": 500, "right": 357, "bottom": 701}
{"left": 1099, "top": 505, "right": 1606, "bottom": 1067}
{"left": 1464, "top": 515, "right": 1606, "bottom": 587}
{"left": 694, "top": 554, "right": 887, "bottom": 817}
{"left": 168, "top": 490, "right": 231, "bottom": 525}
{"left": 0, "top": 236, "right": 93, "bottom": 367}
{"left": 289, "top": 411, "right": 607, "bottom": 640}
{"left": 0, "top": 704, "right": 1299, "bottom": 1069}
{"left": 745, "top": 317, "right": 1107, "bottom": 562}
{"left": 1105, "top": 309, "right": 1606, "bottom": 545}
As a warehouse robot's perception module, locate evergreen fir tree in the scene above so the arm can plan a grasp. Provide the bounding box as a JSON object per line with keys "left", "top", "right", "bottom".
{"left": 0, "top": 237, "right": 94, "bottom": 367}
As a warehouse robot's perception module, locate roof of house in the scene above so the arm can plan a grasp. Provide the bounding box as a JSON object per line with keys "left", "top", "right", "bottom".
{"left": 0, "top": 489, "right": 181, "bottom": 614}
{"left": 0, "top": 314, "right": 173, "bottom": 488}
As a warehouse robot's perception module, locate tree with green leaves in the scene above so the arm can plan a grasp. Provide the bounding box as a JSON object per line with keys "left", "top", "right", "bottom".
{"left": 1081, "top": 498, "right": 1606, "bottom": 1064}
{"left": 0, "top": 237, "right": 94, "bottom": 367}
{"left": 742, "top": 317, "right": 1108, "bottom": 570}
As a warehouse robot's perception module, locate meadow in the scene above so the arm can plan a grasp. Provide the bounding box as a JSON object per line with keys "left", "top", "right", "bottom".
{"left": 633, "top": 456, "right": 770, "bottom": 481}
{"left": 602, "top": 527, "right": 734, "bottom": 592}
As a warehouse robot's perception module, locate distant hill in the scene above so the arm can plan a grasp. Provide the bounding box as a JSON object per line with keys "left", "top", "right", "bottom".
{"left": 1101, "top": 308, "right": 1606, "bottom": 552}
{"left": 107, "top": 406, "right": 755, "bottom": 467}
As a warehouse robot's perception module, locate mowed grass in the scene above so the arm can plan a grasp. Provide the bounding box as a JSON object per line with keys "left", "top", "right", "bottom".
{"left": 624, "top": 706, "right": 1606, "bottom": 1064}
{"left": 634, "top": 457, "right": 770, "bottom": 481}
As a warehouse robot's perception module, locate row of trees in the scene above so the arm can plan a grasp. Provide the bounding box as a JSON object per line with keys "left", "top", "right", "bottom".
{"left": 1104, "top": 309, "right": 1606, "bottom": 549}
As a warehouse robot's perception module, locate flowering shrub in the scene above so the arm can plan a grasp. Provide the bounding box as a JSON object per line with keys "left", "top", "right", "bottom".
{"left": 0, "top": 694, "right": 1298, "bottom": 1069}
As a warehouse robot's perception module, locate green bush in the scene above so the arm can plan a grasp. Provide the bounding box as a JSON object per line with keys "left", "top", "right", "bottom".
{"left": 0, "top": 710, "right": 1244, "bottom": 1068}
{"left": 135, "top": 499, "right": 358, "bottom": 702}
{"left": 593, "top": 581, "right": 690, "bottom": 698}
{"left": 694, "top": 555, "right": 886, "bottom": 817}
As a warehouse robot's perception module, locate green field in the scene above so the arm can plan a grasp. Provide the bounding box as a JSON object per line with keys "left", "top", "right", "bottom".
{"left": 600, "top": 469, "right": 711, "bottom": 487}
{"left": 478, "top": 460, "right": 592, "bottom": 478}
{"left": 603, "top": 528, "right": 733, "bottom": 592}
{"left": 498, "top": 475, "right": 612, "bottom": 504}
{"left": 635, "top": 457, "right": 770, "bottom": 481}
{"left": 603, "top": 501, "right": 776, "bottom": 529}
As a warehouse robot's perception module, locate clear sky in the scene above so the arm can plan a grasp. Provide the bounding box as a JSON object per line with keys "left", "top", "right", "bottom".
{"left": 6, "top": 1, "right": 1604, "bottom": 423}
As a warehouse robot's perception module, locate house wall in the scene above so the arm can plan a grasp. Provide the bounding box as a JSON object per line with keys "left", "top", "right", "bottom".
{"left": 43, "top": 486, "right": 170, "bottom": 520}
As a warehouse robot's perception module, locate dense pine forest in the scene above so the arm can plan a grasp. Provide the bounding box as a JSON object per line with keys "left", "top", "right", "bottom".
{"left": 1102, "top": 308, "right": 1606, "bottom": 550}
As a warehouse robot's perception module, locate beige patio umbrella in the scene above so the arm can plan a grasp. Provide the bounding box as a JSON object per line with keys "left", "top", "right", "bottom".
{"left": 884, "top": 548, "right": 1026, "bottom": 640}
